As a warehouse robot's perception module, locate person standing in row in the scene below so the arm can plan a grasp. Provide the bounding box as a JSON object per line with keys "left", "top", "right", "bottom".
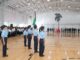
{"left": 33, "top": 25, "right": 39, "bottom": 53}
{"left": 23, "top": 27, "right": 28, "bottom": 47}
{"left": 39, "top": 26, "right": 46, "bottom": 57}
{"left": 5, "top": 27, "right": 8, "bottom": 50}
{"left": 27, "top": 25, "right": 33, "bottom": 49}
{"left": 1, "top": 26, "right": 8, "bottom": 57}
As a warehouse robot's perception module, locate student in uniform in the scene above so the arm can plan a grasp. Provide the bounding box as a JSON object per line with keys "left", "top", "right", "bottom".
{"left": 5, "top": 27, "right": 8, "bottom": 49}
{"left": 39, "top": 26, "right": 46, "bottom": 57}
{"left": 23, "top": 27, "right": 28, "bottom": 47}
{"left": 27, "top": 25, "right": 33, "bottom": 49}
{"left": 1, "top": 25, "right": 8, "bottom": 57}
{"left": 33, "top": 25, "right": 38, "bottom": 53}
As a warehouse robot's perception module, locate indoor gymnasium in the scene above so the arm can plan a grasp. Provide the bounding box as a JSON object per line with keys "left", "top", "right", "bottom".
{"left": 0, "top": 0, "right": 80, "bottom": 60}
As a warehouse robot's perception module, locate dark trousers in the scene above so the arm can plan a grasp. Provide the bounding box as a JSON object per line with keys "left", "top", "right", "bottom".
{"left": 2, "top": 37, "right": 7, "bottom": 56}
{"left": 39, "top": 39, "right": 45, "bottom": 56}
{"left": 24, "top": 35, "right": 27, "bottom": 47}
{"left": 5, "top": 37, "right": 7, "bottom": 49}
{"left": 34, "top": 36, "right": 38, "bottom": 52}
{"left": 28, "top": 34, "right": 32, "bottom": 49}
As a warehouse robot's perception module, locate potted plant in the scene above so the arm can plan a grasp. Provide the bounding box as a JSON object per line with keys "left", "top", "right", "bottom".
{"left": 55, "top": 13, "right": 62, "bottom": 33}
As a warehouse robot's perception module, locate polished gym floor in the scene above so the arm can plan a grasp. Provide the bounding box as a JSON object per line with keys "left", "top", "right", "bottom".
{"left": 0, "top": 32, "right": 80, "bottom": 60}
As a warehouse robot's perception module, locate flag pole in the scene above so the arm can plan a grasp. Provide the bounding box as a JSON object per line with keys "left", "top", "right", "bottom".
{"left": 35, "top": 11, "right": 36, "bottom": 24}
{"left": 32, "top": 11, "right": 36, "bottom": 26}
{"left": 30, "top": 12, "right": 37, "bottom": 55}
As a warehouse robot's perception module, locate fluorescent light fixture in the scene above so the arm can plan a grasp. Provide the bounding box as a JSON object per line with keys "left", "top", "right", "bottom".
{"left": 32, "top": 0, "right": 36, "bottom": 2}
{"left": 76, "top": 8, "right": 79, "bottom": 10}
{"left": 47, "top": 0, "right": 50, "bottom": 2}
{"left": 28, "top": 3, "right": 30, "bottom": 6}
{"left": 68, "top": 6, "right": 71, "bottom": 8}
{"left": 60, "top": 0, "right": 63, "bottom": 2}
{"left": 49, "top": 6, "right": 52, "bottom": 9}
{"left": 72, "top": 0, "right": 75, "bottom": 1}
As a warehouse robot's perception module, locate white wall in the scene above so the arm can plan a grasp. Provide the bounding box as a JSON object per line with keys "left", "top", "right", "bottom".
{"left": 0, "top": 6, "right": 80, "bottom": 28}
{"left": 3, "top": 7, "right": 28, "bottom": 27}
{"left": 35, "top": 11, "right": 80, "bottom": 29}
{"left": 0, "top": 6, "right": 4, "bottom": 26}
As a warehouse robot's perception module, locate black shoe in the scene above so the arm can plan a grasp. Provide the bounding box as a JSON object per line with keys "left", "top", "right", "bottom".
{"left": 39, "top": 55, "right": 44, "bottom": 57}
{"left": 24, "top": 45, "right": 27, "bottom": 47}
{"left": 34, "top": 51, "right": 39, "bottom": 53}
{"left": 7, "top": 48, "right": 8, "bottom": 50}
{"left": 28, "top": 48, "right": 32, "bottom": 49}
{"left": 3, "top": 55, "right": 8, "bottom": 57}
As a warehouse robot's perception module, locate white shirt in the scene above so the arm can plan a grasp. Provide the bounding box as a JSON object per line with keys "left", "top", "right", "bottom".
{"left": 28, "top": 28, "right": 33, "bottom": 34}
{"left": 1, "top": 29, "right": 8, "bottom": 38}
{"left": 33, "top": 29, "right": 39, "bottom": 36}
{"left": 39, "top": 31, "right": 46, "bottom": 39}
{"left": 23, "top": 30, "right": 28, "bottom": 36}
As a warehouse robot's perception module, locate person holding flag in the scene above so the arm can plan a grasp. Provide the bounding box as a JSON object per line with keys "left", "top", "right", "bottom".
{"left": 33, "top": 25, "right": 39, "bottom": 53}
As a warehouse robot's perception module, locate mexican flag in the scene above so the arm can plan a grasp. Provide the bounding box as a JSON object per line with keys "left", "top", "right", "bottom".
{"left": 32, "top": 12, "right": 36, "bottom": 26}
{"left": 32, "top": 17, "right": 36, "bottom": 25}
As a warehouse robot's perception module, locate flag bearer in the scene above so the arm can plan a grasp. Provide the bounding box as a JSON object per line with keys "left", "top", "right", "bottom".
{"left": 33, "top": 25, "right": 38, "bottom": 53}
